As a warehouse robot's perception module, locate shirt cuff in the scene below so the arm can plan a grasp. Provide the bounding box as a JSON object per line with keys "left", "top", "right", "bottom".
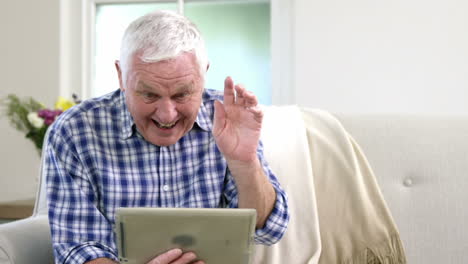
{"left": 254, "top": 189, "right": 289, "bottom": 245}
{"left": 63, "top": 242, "right": 119, "bottom": 264}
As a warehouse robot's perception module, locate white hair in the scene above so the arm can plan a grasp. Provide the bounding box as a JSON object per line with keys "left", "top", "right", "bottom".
{"left": 119, "top": 10, "right": 208, "bottom": 80}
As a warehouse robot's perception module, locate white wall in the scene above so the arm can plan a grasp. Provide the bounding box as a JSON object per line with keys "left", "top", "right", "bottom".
{"left": 0, "top": 0, "right": 59, "bottom": 202}
{"left": 292, "top": 0, "right": 468, "bottom": 114}
{"left": 1, "top": 0, "right": 467, "bottom": 202}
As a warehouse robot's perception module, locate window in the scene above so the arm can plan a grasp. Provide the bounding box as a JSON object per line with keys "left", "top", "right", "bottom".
{"left": 94, "top": 0, "right": 272, "bottom": 104}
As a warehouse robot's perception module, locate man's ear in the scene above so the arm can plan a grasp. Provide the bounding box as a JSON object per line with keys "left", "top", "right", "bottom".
{"left": 115, "top": 60, "right": 125, "bottom": 91}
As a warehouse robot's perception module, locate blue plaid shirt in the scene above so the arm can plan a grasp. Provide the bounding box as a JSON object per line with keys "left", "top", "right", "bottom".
{"left": 45, "top": 89, "right": 289, "bottom": 264}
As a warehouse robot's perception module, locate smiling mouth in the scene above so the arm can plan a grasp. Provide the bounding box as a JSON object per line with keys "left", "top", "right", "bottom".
{"left": 153, "top": 120, "right": 178, "bottom": 129}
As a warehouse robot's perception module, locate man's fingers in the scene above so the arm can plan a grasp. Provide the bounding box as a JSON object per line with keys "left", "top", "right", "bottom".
{"left": 246, "top": 105, "right": 264, "bottom": 123}
{"left": 147, "top": 249, "right": 202, "bottom": 264}
{"left": 224, "top": 76, "right": 259, "bottom": 108}
{"left": 243, "top": 91, "right": 258, "bottom": 107}
{"left": 212, "top": 100, "right": 226, "bottom": 138}
{"left": 223, "top": 76, "right": 235, "bottom": 105}
{"left": 234, "top": 84, "right": 246, "bottom": 105}
{"left": 171, "top": 252, "right": 199, "bottom": 264}
{"left": 148, "top": 248, "right": 182, "bottom": 264}
{"left": 235, "top": 84, "right": 259, "bottom": 108}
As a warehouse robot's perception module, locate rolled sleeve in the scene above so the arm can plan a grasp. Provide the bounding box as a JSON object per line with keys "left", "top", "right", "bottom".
{"left": 57, "top": 243, "right": 119, "bottom": 264}
{"left": 254, "top": 141, "right": 290, "bottom": 245}
{"left": 254, "top": 183, "right": 289, "bottom": 245}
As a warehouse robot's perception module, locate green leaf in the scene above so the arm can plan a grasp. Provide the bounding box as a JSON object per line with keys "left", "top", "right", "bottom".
{"left": 0, "top": 94, "right": 43, "bottom": 133}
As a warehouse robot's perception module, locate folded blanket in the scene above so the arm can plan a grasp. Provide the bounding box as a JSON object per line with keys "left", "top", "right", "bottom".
{"left": 302, "top": 108, "right": 406, "bottom": 264}
{"left": 253, "top": 105, "right": 322, "bottom": 264}
{"left": 253, "top": 106, "right": 406, "bottom": 264}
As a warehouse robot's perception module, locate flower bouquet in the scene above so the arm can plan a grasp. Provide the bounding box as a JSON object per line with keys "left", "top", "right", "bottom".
{"left": 1, "top": 94, "right": 80, "bottom": 153}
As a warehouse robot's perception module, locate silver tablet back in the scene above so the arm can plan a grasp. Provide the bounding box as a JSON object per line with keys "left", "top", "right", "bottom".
{"left": 115, "top": 207, "right": 256, "bottom": 264}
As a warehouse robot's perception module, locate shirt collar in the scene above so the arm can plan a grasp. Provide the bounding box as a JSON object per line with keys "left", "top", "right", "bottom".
{"left": 120, "top": 90, "right": 135, "bottom": 139}
{"left": 194, "top": 98, "right": 212, "bottom": 132}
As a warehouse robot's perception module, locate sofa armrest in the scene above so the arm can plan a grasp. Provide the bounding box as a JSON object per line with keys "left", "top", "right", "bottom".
{"left": 0, "top": 215, "right": 54, "bottom": 264}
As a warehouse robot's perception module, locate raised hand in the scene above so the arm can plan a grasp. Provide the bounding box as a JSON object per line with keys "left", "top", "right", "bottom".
{"left": 213, "top": 76, "right": 263, "bottom": 162}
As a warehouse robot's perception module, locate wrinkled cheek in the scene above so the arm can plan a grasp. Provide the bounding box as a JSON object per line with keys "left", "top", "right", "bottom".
{"left": 132, "top": 107, "right": 157, "bottom": 129}
{"left": 137, "top": 103, "right": 157, "bottom": 118}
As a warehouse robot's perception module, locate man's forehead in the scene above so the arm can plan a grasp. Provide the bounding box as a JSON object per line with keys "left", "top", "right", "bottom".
{"left": 136, "top": 80, "right": 194, "bottom": 92}
{"left": 128, "top": 60, "right": 200, "bottom": 86}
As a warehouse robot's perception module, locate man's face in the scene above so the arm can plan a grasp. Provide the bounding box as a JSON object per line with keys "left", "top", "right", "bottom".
{"left": 117, "top": 52, "right": 204, "bottom": 146}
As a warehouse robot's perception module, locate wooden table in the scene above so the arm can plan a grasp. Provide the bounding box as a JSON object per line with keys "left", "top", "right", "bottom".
{"left": 0, "top": 198, "right": 35, "bottom": 220}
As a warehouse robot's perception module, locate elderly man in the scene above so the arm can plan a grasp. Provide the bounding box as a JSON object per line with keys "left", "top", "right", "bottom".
{"left": 45, "top": 10, "right": 289, "bottom": 264}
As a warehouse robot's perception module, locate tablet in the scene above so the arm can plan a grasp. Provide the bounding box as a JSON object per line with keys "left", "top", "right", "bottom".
{"left": 114, "top": 207, "right": 257, "bottom": 264}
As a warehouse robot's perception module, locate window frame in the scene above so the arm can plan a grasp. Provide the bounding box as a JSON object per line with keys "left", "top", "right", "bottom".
{"left": 59, "top": 0, "right": 294, "bottom": 105}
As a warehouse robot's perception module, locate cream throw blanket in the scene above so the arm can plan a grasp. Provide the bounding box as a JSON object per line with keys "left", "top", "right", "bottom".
{"left": 253, "top": 106, "right": 406, "bottom": 264}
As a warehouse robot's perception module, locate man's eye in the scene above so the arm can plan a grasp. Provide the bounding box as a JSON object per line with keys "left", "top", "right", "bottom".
{"left": 142, "top": 92, "right": 158, "bottom": 99}
{"left": 174, "top": 92, "right": 190, "bottom": 100}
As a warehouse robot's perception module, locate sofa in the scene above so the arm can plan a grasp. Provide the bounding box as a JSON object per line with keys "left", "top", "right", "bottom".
{"left": 0, "top": 107, "right": 467, "bottom": 264}
{"left": 336, "top": 112, "right": 468, "bottom": 263}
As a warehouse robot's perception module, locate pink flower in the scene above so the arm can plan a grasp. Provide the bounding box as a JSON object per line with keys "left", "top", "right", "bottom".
{"left": 38, "top": 109, "right": 63, "bottom": 126}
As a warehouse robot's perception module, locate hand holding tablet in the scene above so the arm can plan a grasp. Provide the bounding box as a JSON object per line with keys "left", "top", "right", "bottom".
{"left": 146, "top": 248, "right": 203, "bottom": 264}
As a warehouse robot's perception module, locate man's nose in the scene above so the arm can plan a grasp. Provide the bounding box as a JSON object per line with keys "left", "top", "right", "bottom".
{"left": 156, "top": 99, "right": 177, "bottom": 122}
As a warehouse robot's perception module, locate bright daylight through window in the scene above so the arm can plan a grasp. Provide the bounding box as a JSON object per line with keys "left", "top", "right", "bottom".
{"left": 94, "top": 1, "right": 272, "bottom": 104}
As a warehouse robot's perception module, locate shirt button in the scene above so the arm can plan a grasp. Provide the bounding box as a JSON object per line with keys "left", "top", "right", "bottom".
{"left": 403, "top": 178, "right": 413, "bottom": 187}
{"left": 163, "top": 185, "right": 170, "bottom": 191}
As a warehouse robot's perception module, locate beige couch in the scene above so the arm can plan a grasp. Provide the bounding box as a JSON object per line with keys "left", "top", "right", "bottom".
{"left": 0, "top": 107, "right": 467, "bottom": 264}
